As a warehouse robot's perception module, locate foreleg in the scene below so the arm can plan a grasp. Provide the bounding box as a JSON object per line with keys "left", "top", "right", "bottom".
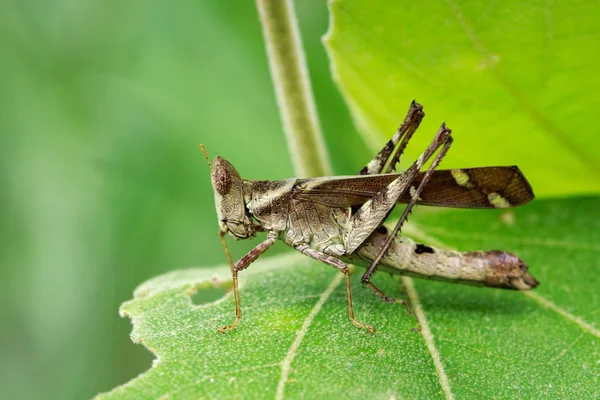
{"left": 219, "top": 233, "right": 277, "bottom": 333}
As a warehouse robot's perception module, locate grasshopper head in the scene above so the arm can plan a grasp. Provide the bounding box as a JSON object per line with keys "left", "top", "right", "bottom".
{"left": 210, "top": 156, "right": 255, "bottom": 240}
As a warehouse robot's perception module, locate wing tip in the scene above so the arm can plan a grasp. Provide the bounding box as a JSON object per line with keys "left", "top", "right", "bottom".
{"left": 510, "top": 166, "right": 535, "bottom": 207}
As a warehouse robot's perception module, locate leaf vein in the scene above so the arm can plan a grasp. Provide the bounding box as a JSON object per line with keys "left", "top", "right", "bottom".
{"left": 402, "top": 277, "right": 455, "bottom": 400}
{"left": 524, "top": 291, "right": 600, "bottom": 340}
{"left": 275, "top": 272, "right": 345, "bottom": 400}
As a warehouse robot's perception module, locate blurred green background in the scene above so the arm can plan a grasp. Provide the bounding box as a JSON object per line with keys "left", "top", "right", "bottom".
{"left": 0, "top": 1, "right": 367, "bottom": 398}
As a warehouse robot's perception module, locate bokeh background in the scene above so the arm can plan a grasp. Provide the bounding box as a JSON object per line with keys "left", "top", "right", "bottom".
{"left": 0, "top": 1, "right": 368, "bottom": 398}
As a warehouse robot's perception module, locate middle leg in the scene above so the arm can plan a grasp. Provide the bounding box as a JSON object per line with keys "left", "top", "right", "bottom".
{"left": 296, "top": 245, "right": 374, "bottom": 334}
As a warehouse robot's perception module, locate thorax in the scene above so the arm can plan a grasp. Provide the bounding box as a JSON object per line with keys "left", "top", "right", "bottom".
{"left": 245, "top": 179, "right": 296, "bottom": 232}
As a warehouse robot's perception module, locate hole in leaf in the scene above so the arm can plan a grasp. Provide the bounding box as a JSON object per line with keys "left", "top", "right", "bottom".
{"left": 191, "top": 286, "right": 228, "bottom": 305}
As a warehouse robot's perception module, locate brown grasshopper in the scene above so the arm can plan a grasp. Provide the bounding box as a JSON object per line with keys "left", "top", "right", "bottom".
{"left": 202, "top": 101, "right": 537, "bottom": 334}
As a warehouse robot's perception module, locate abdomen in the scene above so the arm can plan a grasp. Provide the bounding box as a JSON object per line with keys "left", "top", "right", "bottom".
{"left": 348, "top": 230, "right": 538, "bottom": 290}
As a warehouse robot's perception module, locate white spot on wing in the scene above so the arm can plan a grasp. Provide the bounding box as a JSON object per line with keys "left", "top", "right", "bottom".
{"left": 488, "top": 192, "right": 510, "bottom": 208}
{"left": 450, "top": 169, "right": 474, "bottom": 188}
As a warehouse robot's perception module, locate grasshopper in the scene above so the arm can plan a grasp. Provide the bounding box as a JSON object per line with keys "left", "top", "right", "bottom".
{"left": 202, "top": 101, "right": 537, "bottom": 334}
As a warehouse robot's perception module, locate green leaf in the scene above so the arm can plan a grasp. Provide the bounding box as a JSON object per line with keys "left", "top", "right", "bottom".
{"left": 324, "top": 0, "right": 600, "bottom": 197}
{"left": 97, "top": 197, "right": 600, "bottom": 399}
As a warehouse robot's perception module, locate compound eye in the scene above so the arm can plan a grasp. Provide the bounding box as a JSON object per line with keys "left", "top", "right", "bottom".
{"left": 213, "top": 168, "right": 230, "bottom": 195}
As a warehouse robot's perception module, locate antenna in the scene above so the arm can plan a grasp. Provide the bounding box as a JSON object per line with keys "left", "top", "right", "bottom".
{"left": 199, "top": 144, "right": 211, "bottom": 168}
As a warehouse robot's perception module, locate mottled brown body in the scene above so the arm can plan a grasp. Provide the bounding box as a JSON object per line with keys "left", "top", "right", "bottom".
{"left": 243, "top": 177, "right": 538, "bottom": 290}
{"left": 205, "top": 101, "right": 538, "bottom": 334}
{"left": 249, "top": 180, "right": 348, "bottom": 254}
{"left": 349, "top": 230, "right": 538, "bottom": 290}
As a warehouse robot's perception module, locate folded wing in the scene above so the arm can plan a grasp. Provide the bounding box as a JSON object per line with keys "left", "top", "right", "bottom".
{"left": 291, "top": 166, "right": 534, "bottom": 209}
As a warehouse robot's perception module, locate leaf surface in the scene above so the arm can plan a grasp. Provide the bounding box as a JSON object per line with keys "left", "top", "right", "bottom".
{"left": 97, "top": 197, "right": 600, "bottom": 399}
{"left": 324, "top": 0, "right": 600, "bottom": 197}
